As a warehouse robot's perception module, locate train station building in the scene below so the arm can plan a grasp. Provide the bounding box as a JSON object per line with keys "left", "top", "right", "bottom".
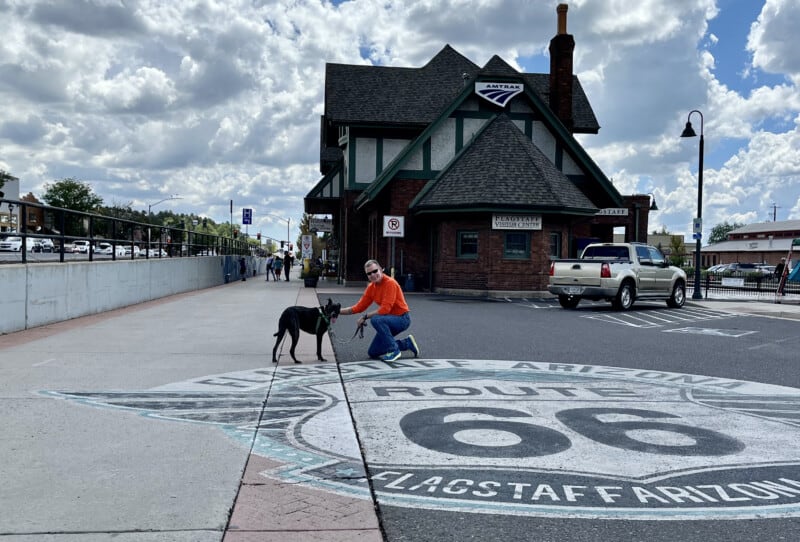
{"left": 304, "top": 4, "right": 654, "bottom": 293}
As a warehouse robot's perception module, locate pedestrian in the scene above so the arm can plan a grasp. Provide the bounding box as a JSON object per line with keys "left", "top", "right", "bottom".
{"left": 272, "top": 253, "right": 283, "bottom": 280}
{"left": 266, "top": 253, "right": 275, "bottom": 281}
{"left": 284, "top": 250, "right": 293, "bottom": 281}
{"left": 239, "top": 257, "right": 247, "bottom": 281}
{"left": 775, "top": 258, "right": 786, "bottom": 280}
{"left": 339, "top": 259, "right": 419, "bottom": 362}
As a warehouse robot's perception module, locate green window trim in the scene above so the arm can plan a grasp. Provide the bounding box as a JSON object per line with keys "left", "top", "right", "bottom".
{"left": 457, "top": 230, "right": 478, "bottom": 259}
{"left": 503, "top": 231, "right": 530, "bottom": 259}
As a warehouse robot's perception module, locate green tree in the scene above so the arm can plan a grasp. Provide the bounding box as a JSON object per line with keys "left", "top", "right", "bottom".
{"left": 669, "top": 236, "right": 685, "bottom": 267}
{"left": 41, "top": 178, "right": 103, "bottom": 212}
{"left": 708, "top": 221, "right": 745, "bottom": 244}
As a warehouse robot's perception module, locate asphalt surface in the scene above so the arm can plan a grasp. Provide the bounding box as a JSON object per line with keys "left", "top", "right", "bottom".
{"left": 1, "top": 276, "right": 799, "bottom": 541}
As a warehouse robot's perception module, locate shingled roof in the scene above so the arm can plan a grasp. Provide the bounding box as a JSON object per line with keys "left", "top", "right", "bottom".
{"left": 323, "top": 44, "right": 599, "bottom": 132}
{"left": 411, "top": 113, "right": 598, "bottom": 214}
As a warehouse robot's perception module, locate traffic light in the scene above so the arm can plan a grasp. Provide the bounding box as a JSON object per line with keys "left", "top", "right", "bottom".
{"left": 257, "top": 233, "right": 261, "bottom": 240}
{"left": 280, "top": 241, "right": 284, "bottom": 248}
{"left": 202, "top": 217, "right": 207, "bottom": 228}
{"left": 233, "top": 229, "right": 238, "bottom": 238}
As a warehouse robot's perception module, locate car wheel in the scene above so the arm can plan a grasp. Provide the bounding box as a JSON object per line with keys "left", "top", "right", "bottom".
{"left": 667, "top": 281, "right": 686, "bottom": 308}
{"left": 612, "top": 281, "right": 635, "bottom": 310}
{"left": 558, "top": 295, "right": 581, "bottom": 309}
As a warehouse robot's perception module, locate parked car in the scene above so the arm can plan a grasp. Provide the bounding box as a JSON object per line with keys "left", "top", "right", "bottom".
{"left": 30, "top": 238, "right": 55, "bottom": 252}
{"left": 0, "top": 236, "right": 23, "bottom": 251}
{"left": 147, "top": 248, "right": 167, "bottom": 258}
{"left": 96, "top": 242, "right": 113, "bottom": 254}
{"left": 72, "top": 240, "right": 92, "bottom": 253}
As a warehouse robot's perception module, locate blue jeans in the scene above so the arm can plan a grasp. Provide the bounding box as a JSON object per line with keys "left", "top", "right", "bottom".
{"left": 367, "top": 313, "right": 412, "bottom": 358}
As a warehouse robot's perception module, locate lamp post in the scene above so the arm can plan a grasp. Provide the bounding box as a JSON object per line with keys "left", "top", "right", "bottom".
{"left": 148, "top": 194, "right": 182, "bottom": 219}
{"left": 680, "top": 110, "right": 704, "bottom": 300}
{"left": 7, "top": 202, "right": 15, "bottom": 232}
{"left": 147, "top": 195, "right": 182, "bottom": 252}
{"left": 269, "top": 213, "right": 291, "bottom": 249}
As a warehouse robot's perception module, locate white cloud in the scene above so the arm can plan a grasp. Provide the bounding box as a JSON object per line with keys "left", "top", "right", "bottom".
{"left": 0, "top": 0, "right": 798, "bottom": 242}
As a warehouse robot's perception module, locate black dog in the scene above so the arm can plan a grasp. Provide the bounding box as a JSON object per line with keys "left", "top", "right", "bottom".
{"left": 272, "top": 298, "right": 341, "bottom": 364}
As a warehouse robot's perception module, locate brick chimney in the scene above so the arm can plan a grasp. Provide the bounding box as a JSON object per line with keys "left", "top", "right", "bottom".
{"left": 549, "top": 3, "right": 574, "bottom": 130}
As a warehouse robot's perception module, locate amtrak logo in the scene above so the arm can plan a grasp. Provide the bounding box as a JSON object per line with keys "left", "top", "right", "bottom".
{"left": 475, "top": 82, "right": 524, "bottom": 107}
{"left": 43, "top": 361, "right": 800, "bottom": 520}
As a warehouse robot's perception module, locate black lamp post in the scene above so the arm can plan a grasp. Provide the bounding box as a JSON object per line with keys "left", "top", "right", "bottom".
{"left": 680, "top": 110, "right": 704, "bottom": 300}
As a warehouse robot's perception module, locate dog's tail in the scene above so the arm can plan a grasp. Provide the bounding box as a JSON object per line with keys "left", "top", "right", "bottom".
{"left": 273, "top": 332, "right": 279, "bottom": 337}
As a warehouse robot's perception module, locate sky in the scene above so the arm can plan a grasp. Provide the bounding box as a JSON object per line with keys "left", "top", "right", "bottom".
{"left": 1, "top": 0, "right": 798, "bottom": 244}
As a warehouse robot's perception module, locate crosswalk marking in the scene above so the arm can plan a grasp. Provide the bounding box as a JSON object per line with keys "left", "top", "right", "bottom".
{"left": 505, "top": 298, "right": 738, "bottom": 329}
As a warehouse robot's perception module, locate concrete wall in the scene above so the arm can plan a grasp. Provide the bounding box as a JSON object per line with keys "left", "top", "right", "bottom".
{"left": 1, "top": 256, "right": 264, "bottom": 334}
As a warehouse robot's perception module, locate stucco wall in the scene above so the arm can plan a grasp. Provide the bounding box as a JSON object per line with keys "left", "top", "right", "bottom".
{"left": 0, "top": 256, "right": 263, "bottom": 334}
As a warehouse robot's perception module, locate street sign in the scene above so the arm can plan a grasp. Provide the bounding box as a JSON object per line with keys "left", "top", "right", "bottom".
{"left": 383, "top": 215, "right": 405, "bottom": 238}
{"left": 242, "top": 208, "right": 252, "bottom": 225}
{"left": 693, "top": 218, "right": 702, "bottom": 234}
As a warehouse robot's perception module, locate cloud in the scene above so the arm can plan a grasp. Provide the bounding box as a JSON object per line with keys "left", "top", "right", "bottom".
{"left": 0, "top": 0, "right": 797, "bottom": 242}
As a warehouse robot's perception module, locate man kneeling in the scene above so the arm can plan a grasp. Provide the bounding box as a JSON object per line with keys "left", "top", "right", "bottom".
{"left": 339, "top": 259, "right": 419, "bottom": 362}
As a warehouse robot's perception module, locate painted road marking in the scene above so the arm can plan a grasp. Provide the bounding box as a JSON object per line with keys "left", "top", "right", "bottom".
{"left": 663, "top": 327, "right": 758, "bottom": 338}
{"left": 43, "top": 361, "right": 800, "bottom": 520}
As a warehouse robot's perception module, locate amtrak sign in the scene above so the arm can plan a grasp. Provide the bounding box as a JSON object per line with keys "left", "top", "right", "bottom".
{"left": 44, "top": 360, "right": 800, "bottom": 520}
{"left": 475, "top": 82, "right": 524, "bottom": 108}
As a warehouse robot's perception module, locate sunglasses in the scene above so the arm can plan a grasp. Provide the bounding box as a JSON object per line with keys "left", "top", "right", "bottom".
{"left": 366, "top": 268, "right": 380, "bottom": 276}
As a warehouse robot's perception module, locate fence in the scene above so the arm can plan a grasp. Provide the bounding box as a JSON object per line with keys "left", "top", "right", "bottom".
{"left": 1, "top": 198, "right": 252, "bottom": 264}
{"left": 688, "top": 270, "right": 798, "bottom": 299}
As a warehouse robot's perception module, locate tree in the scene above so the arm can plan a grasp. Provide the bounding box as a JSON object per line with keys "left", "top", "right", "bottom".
{"left": 669, "top": 235, "right": 686, "bottom": 267}
{"left": 708, "top": 221, "right": 745, "bottom": 244}
{"left": 41, "top": 178, "right": 103, "bottom": 212}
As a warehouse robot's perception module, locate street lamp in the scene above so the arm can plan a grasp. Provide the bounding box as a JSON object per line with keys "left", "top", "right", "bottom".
{"left": 269, "top": 213, "right": 291, "bottom": 249}
{"left": 147, "top": 195, "right": 182, "bottom": 251}
{"left": 680, "top": 110, "right": 704, "bottom": 300}
{"left": 148, "top": 194, "right": 182, "bottom": 219}
{"left": 6, "top": 202, "right": 15, "bottom": 232}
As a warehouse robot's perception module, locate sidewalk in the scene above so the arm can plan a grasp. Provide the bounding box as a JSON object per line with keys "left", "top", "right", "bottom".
{"left": 685, "top": 291, "right": 800, "bottom": 321}
{"left": 0, "top": 276, "right": 381, "bottom": 541}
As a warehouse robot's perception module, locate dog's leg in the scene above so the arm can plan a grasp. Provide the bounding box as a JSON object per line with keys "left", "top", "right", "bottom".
{"left": 316, "top": 331, "right": 327, "bottom": 362}
{"left": 272, "top": 328, "right": 285, "bottom": 364}
{"left": 289, "top": 326, "right": 301, "bottom": 363}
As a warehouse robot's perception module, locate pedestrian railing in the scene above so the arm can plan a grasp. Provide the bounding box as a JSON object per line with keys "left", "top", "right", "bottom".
{"left": 1, "top": 198, "right": 252, "bottom": 264}
{"left": 687, "top": 270, "right": 799, "bottom": 299}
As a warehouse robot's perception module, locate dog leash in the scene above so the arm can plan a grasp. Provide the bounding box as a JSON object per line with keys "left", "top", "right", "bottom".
{"left": 329, "top": 319, "right": 367, "bottom": 344}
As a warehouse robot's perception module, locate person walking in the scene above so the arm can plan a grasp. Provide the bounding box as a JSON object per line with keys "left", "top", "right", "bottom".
{"left": 284, "top": 250, "right": 293, "bottom": 281}
{"left": 339, "top": 259, "right": 419, "bottom": 362}
{"left": 266, "top": 253, "right": 275, "bottom": 281}
{"left": 272, "top": 253, "right": 283, "bottom": 281}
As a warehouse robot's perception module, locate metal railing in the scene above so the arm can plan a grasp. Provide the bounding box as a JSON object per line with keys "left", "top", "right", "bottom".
{"left": 0, "top": 198, "right": 252, "bottom": 264}
{"left": 688, "top": 270, "right": 799, "bottom": 299}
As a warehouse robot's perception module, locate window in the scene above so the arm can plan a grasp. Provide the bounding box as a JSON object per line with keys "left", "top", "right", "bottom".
{"left": 504, "top": 232, "right": 529, "bottom": 259}
{"left": 457, "top": 231, "right": 478, "bottom": 259}
{"left": 549, "top": 232, "right": 561, "bottom": 258}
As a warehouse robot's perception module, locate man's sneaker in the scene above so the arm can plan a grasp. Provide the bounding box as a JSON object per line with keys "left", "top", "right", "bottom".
{"left": 407, "top": 335, "right": 420, "bottom": 358}
{"left": 380, "top": 350, "right": 401, "bottom": 362}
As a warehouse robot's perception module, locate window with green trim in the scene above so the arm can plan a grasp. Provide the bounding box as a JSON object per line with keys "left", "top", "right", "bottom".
{"left": 457, "top": 231, "right": 478, "bottom": 259}
{"left": 504, "top": 232, "right": 529, "bottom": 259}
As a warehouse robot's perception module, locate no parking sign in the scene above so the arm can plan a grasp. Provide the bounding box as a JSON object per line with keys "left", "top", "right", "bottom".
{"left": 383, "top": 215, "right": 404, "bottom": 238}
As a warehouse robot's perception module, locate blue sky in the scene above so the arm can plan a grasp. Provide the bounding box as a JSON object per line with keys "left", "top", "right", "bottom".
{"left": 1, "top": 0, "right": 798, "bottom": 243}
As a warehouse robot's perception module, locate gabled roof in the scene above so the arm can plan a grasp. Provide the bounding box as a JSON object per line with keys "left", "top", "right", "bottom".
{"left": 410, "top": 114, "right": 597, "bottom": 214}
{"left": 324, "top": 45, "right": 479, "bottom": 127}
{"left": 323, "top": 44, "right": 599, "bottom": 132}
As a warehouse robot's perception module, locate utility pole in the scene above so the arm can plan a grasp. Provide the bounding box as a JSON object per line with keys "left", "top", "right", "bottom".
{"left": 770, "top": 203, "right": 780, "bottom": 222}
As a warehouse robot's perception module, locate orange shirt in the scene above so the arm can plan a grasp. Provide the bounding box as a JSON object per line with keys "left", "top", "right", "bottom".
{"left": 351, "top": 275, "right": 409, "bottom": 316}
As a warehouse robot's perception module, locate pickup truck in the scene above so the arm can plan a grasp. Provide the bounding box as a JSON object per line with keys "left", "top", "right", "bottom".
{"left": 548, "top": 242, "right": 687, "bottom": 310}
